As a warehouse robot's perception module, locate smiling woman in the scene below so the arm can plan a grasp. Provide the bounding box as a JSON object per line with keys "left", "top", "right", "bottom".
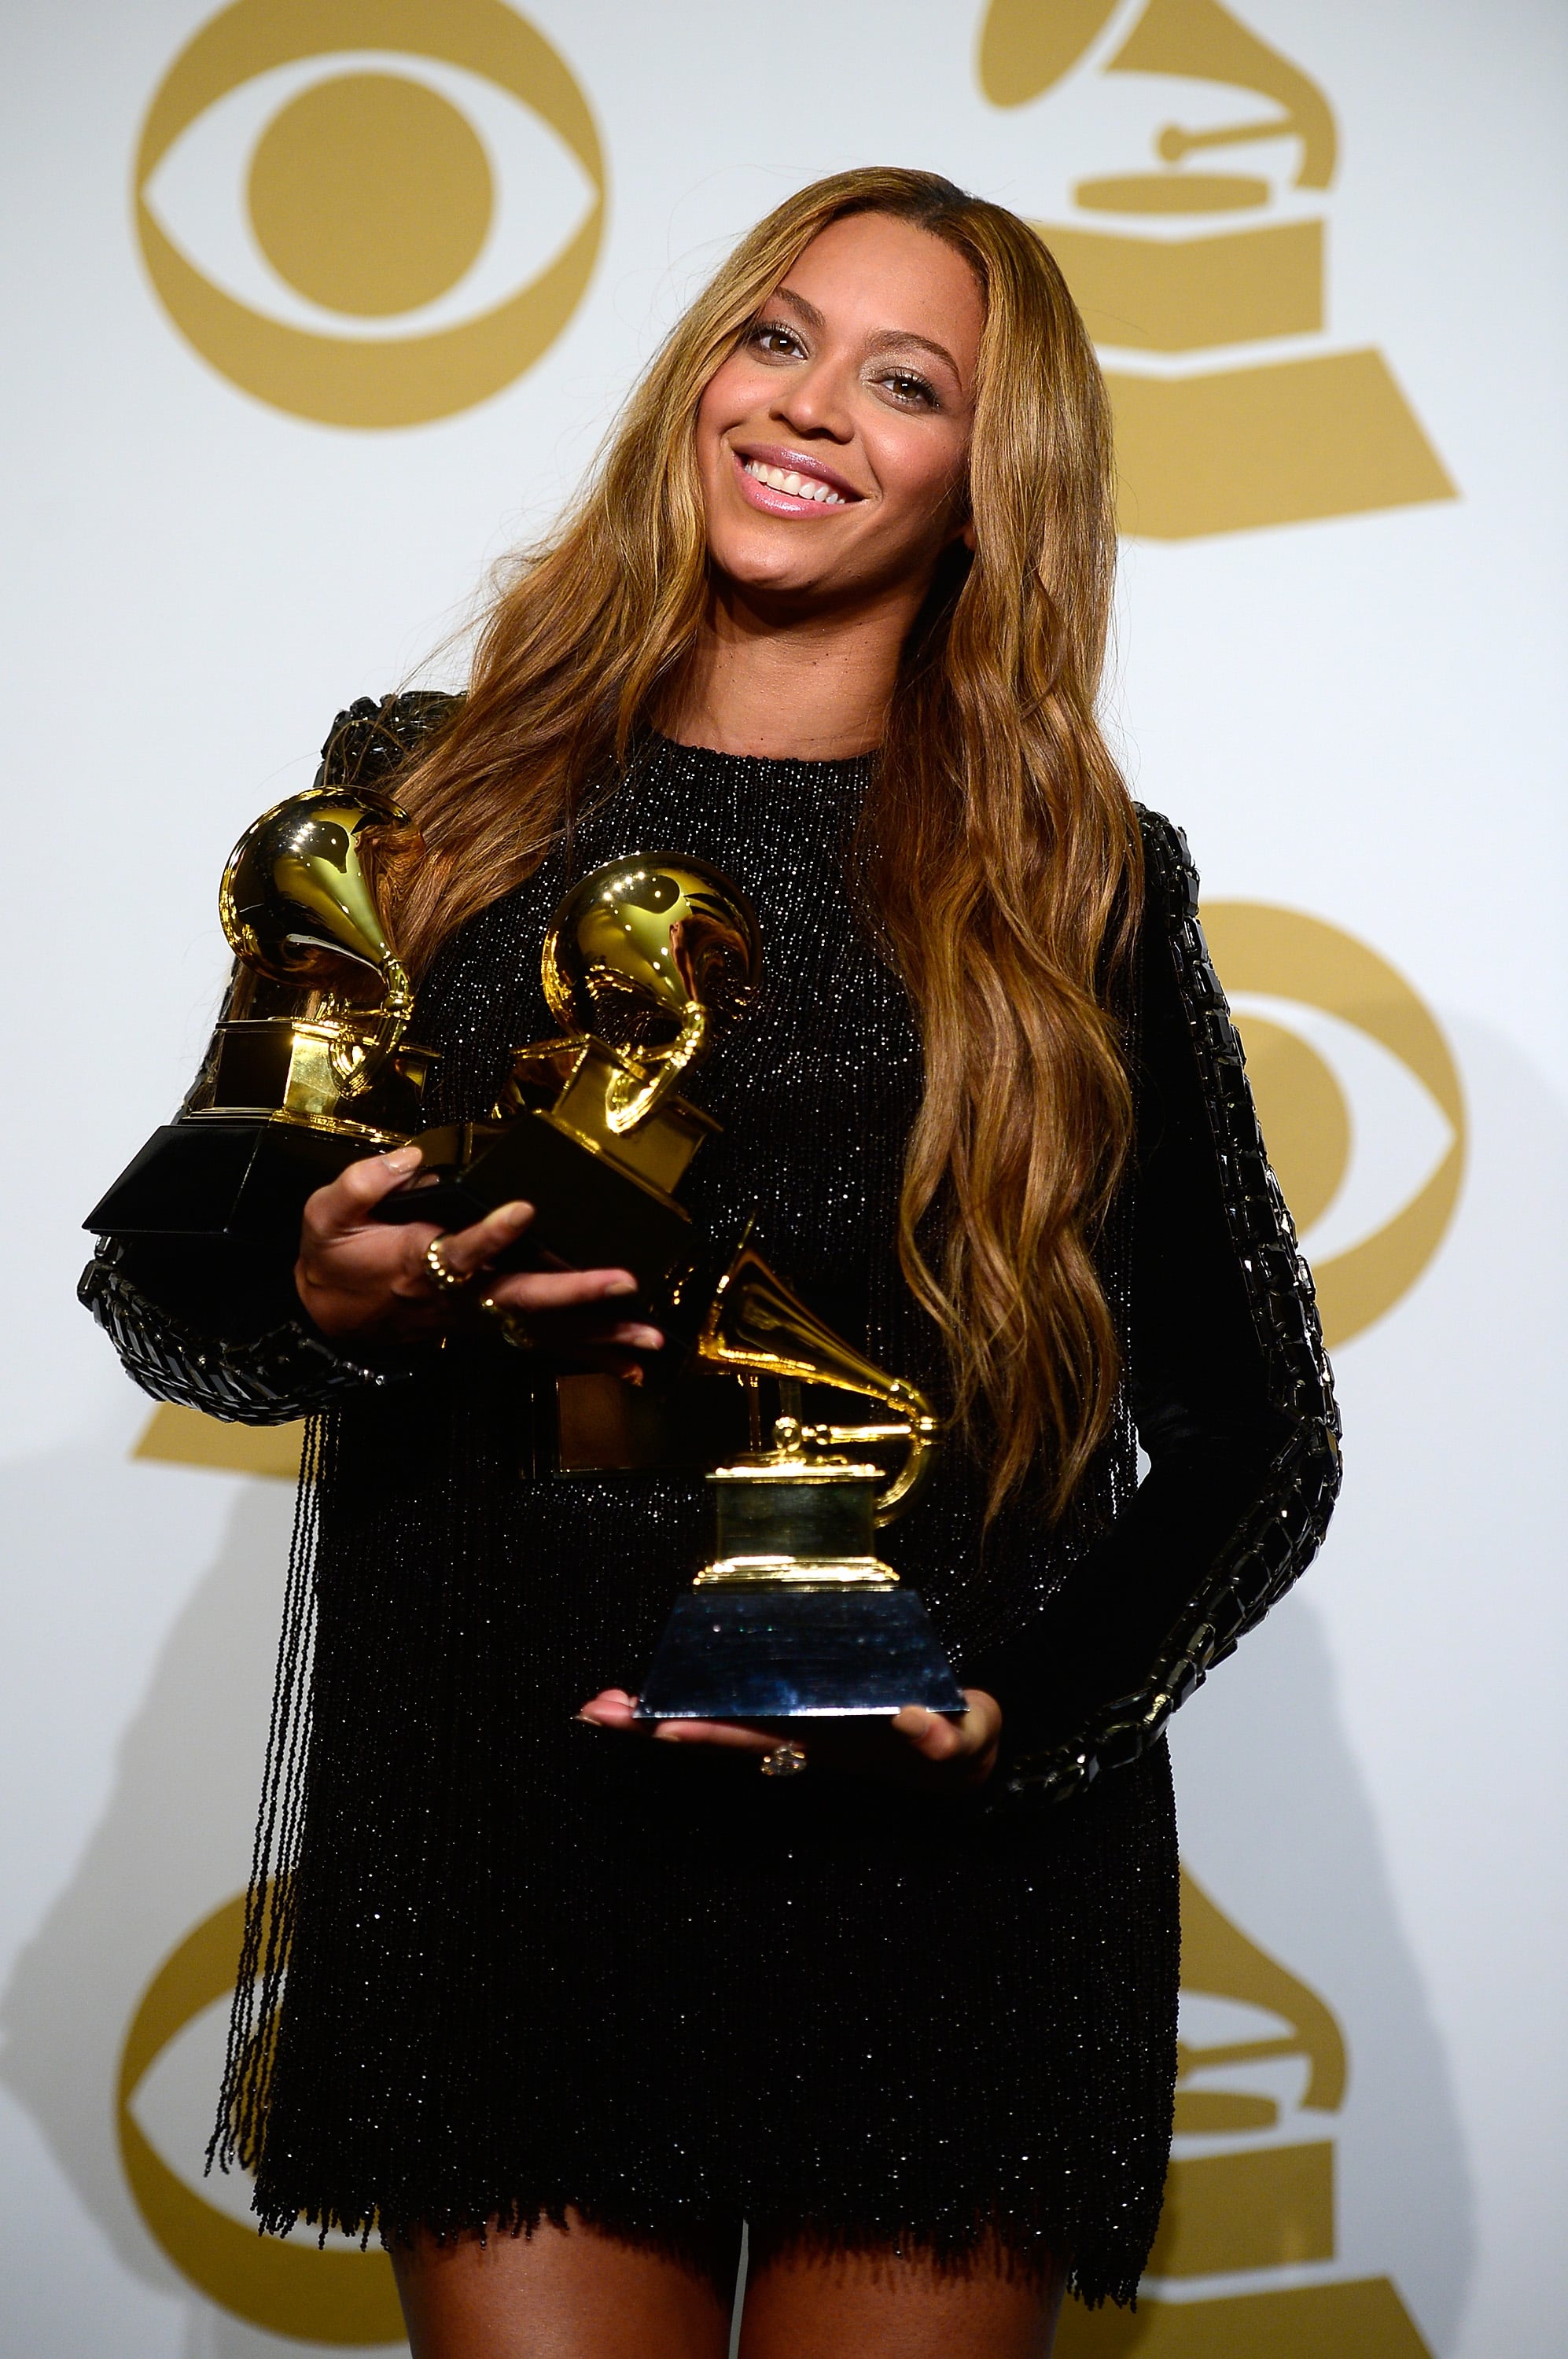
{"left": 686, "top": 219, "right": 984, "bottom": 699}
{"left": 84, "top": 167, "right": 1339, "bottom": 2359}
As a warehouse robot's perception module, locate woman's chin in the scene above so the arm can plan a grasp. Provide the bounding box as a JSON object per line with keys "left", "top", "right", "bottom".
{"left": 712, "top": 554, "right": 845, "bottom": 607}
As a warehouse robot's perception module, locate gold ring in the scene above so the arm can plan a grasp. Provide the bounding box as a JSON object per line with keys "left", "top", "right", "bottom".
{"left": 424, "top": 1235, "right": 467, "bottom": 1291}
{"left": 479, "top": 1293, "right": 536, "bottom": 1351}
{"left": 760, "top": 1742, "right": 808, "bottom": 1779}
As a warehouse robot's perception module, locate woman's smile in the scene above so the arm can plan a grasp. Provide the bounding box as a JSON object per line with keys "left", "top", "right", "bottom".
{"left": 731, "top": 441, "right": 862, "bottom": 513}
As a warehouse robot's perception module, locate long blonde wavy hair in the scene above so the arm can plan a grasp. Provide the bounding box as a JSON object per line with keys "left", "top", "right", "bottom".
{"left": 391, "top": 167, "right": 1142, "bottom": 1518}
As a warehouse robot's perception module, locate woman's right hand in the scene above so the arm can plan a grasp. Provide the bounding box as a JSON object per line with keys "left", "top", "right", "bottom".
{"left": 295, "top": 1146, "right": 664, "bottom": 1374}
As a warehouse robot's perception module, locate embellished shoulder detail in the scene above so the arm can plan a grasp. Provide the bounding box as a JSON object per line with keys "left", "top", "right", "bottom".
{"left": 992, "top": 808, "right": 1342, "bottom": 1809}
{"left": 79, "top": 1245, "right": 403, "bottom": 1425}
{"left": 316, "top": 690, "right": 462, "bottom": 793}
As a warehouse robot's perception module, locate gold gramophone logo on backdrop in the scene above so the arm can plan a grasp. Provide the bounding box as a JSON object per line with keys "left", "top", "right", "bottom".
{"left": 134, "top": 0, "right": 604, "bottom": 427}
{"left": 1055, "top": 1868, "right": 1434, "bottom": 2357}
{"left": 978, "top": 0, "right": 1456, "bottom": 536}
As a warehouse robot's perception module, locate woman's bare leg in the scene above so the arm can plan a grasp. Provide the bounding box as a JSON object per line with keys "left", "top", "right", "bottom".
{"left": 738, "top": 2236, "right": 1066, "bottom": 2359}
{"left": 390, "top": 2211, "right": 738, "bottom": 2359}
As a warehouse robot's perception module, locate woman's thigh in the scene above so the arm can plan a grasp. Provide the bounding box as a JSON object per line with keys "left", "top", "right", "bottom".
{"left": 389, "top": 2212, "right": 740, "bottom": 2359}
{"left": 738, "top": 2238, "right": 1066, "bottom": 2359}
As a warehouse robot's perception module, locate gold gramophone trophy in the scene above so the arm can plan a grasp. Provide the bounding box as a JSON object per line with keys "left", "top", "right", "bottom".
{"left": 374, "top": 854, "right": 762, "bottom": 1294}
{"left": 370, "top": 845, "right": 960, "bottom": 1716}
{"left": 635, "top": 1237, "right": 964, "bottom": 1718}
{"left": 85, "top": 786, "right": 435, "bottom": 1257}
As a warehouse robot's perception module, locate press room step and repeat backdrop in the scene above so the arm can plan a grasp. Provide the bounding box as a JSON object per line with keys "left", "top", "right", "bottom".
{"left": 2, "top": 3, "right": 1564, "bottom": 2354}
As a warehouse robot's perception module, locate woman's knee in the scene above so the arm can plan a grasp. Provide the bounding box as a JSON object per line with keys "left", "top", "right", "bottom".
{"left": 737, "top": 2235, "right": 1066, "bottom": 2359}
{"left": 389, "top": 2211, "right": 738, "bottom": 2359}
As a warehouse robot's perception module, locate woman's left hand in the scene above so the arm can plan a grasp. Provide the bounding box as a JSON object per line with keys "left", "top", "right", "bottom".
{"left": 576, "top": 1687, "right": 1003, "bottom": 1794}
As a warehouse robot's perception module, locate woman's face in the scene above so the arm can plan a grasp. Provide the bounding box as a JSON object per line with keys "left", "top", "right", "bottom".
{"left": 694, "top": 212, "right": 984, "bottom": 612}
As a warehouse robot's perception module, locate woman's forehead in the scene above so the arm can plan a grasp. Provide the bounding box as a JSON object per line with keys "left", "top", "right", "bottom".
{"left": 767, "top": 216, "right": 984, "bottom": 371}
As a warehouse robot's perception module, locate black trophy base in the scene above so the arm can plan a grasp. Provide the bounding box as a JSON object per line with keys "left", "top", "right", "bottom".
{"left": 374, "top": 1110, "right": 694, "bottom": 1294}
{"left": 635, "top": 1584, "right": 966, "bottom": 1720}
{"left": 85, "top": 1117, "right": 370, "bottom": 1247}
{"left": 83, "top": 1117, "right": 378, "bottom": 1331}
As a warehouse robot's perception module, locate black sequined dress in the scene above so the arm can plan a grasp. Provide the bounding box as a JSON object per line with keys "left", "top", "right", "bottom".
{"left": 82, "top": 706, "right": 1340, "bottom": 2306}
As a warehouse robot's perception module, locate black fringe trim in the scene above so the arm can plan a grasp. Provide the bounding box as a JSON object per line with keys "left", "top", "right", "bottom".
{"left": 208, "top": 1412, "right": 333, "bottom": 2180}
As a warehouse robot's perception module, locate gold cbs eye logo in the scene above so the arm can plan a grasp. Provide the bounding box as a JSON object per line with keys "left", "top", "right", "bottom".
{"left": 120, "top": 1890, "right": 402, "bottom": 2342}
{"left": 134, "top": 0, "right": 605, "bottom": 429}
{"left": 1205, "top": 904, "right": 1465, "bottom": 1346}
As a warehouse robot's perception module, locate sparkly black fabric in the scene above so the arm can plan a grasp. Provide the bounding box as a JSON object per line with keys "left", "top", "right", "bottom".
{"left": 83, "top": 706, "right": 1339, "bottom": 2307}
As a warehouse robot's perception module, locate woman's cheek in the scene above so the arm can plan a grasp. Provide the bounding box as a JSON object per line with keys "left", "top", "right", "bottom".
{"left": 870, "top": 451, "right": 963, "bottom": 559}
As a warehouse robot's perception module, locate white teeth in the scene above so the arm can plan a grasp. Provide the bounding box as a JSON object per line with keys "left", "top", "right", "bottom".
{"left": 742, "top": 457, "right": 845, "bottom": 506}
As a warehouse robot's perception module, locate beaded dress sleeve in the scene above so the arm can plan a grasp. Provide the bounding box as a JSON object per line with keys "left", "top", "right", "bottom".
{"left": 76, "top": 1244, "right": 403, "bottom": 1425}
{"left": 970, "top": 811, "right": 1342, "bottom": 1811}
{"left": 76, "top": 694, "right": 452, "bottom": 1426}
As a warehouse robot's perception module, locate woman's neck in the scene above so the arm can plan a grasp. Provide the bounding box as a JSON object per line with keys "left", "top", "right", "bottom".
{"left": 660, "top": 579, "right": 918, "bottom": 759}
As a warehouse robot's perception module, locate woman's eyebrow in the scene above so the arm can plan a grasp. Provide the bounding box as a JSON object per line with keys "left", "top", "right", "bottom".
{"left": 771, "top": 286, "right": 826, "bottom": 331}
{"left": 864, "top": 326, "right": 962, "bottom": 377}
{"left": 770, "top": 288, "right": 963, "bottom": 381}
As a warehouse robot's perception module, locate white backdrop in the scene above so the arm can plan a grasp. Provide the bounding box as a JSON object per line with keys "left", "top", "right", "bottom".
{"left": 2, "top": 3, "right": 1564, "bottom": 2353}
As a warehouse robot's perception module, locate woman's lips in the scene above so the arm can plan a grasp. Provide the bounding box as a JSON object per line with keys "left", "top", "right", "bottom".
{"left": 731, "top": 447, "right": 861, "bottom": 517}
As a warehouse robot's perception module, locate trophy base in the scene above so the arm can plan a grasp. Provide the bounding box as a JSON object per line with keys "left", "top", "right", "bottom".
{"left": 83, "top": 1116, "right": 381, "bottom": 1330}
{"left": 85, "top": 1117, "right": 370, "bottom": 1246}
{"left": 374, "top": 1108, "right": 694, "bottom": 1293}
{"left": 199, "top": 1018, "right": 432, "bottom": 1141}
{"left": 634, "top": 1584, "right": 966, "bottom": 1720}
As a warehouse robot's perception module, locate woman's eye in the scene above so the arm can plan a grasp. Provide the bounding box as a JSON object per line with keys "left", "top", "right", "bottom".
{"left": 876, "top": 370, "right": 939, "bottom": 409}
{"left": 750, "top": 322, "right": 804, "bottom": 359}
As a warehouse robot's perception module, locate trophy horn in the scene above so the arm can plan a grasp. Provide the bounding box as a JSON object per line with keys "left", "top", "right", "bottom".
{"left": 542, "top": 856, "right": 761, "bottom": 1136}
{"left": 694, "top": 1241, "right": 942, "bottom": 1522}
{"left": 219, "top": 787, "right": 418, "bottom": 1098}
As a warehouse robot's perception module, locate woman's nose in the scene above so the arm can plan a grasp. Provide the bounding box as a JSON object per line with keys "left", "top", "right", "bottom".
{"left": 771, "top": 361, "right": 853, "bottom": 442}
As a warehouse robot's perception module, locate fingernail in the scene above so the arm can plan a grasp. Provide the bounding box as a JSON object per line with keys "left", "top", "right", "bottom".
{"left": 499, "top": 1201, "right": 534, "bottom": 1223}
{"left": 602, "top": 1275, "right": 639, "bottom": 1297}
{"left": 383, "top": 1146, "right": 420, "bottom": 1172}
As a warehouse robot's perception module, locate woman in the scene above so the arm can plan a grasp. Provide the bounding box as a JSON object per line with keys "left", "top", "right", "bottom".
{"left": 83, "top": 170, "right": 1339, "bottom": 2357}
